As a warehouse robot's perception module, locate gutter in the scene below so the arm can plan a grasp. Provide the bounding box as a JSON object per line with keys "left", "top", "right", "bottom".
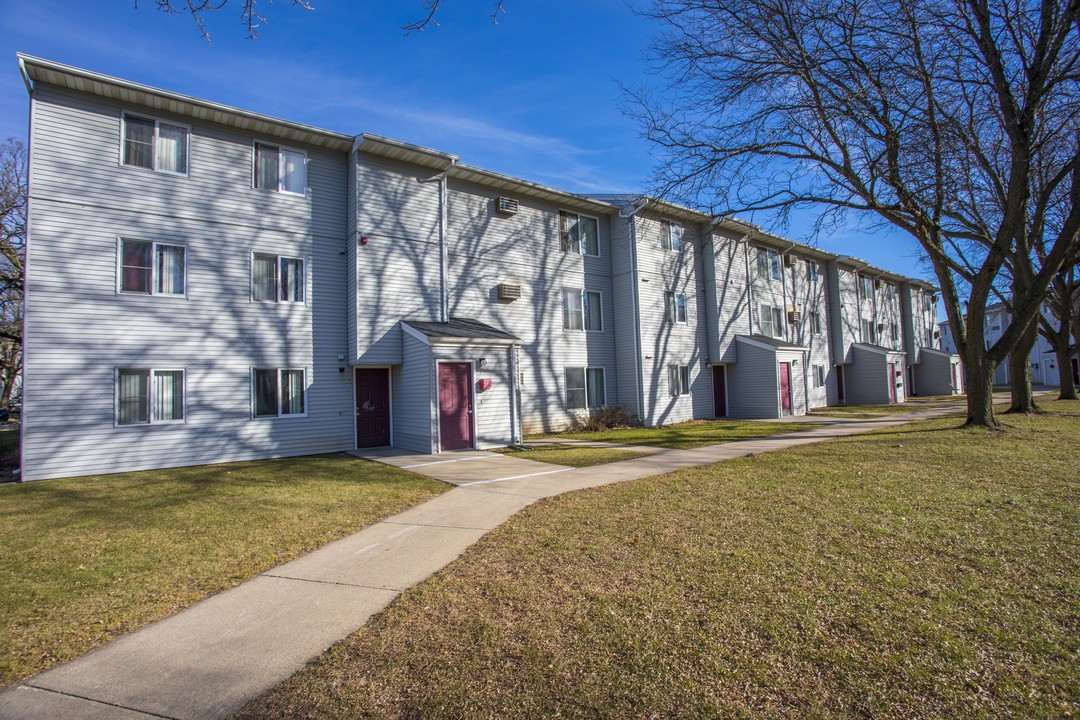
{"left": 621, "top": 197, "right": 649, "bottom": 423}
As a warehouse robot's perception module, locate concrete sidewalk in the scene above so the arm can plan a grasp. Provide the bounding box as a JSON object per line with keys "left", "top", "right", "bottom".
{"left": 0, "top": 403, "right": 965, "bottom": 720}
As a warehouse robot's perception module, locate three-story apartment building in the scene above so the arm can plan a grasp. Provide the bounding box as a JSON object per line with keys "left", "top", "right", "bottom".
{"left": 18, "top": 55, "right": 959, "bottom": 480}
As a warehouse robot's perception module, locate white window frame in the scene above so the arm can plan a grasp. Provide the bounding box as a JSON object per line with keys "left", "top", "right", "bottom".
{"left": 668, "top": 364, "right": 691, "bottom": 397}
{"left": 559, "top": 210, "right": 600, "bottom": 257}
{"left": 810, "top": 310, "right": 823, "bottom": 335}
{"left": 563, "top": 288, "right": 602, "bottom": 332}
{"left": 757, "top": 248, "right": 781, "bottom": 281}
{"left": 808, "top": 260, "right": 819, "bottom": 283}
{"left": 891, "top": 323, "right": 900, "bottom": 344}
{"left": 861, "top": 318, "right": 877, "bottom": 344}
{"left": 252, "top": 253, "right": 307, "bottom": 304}
{"left": 759, "top": 304, "right": 784, "bottom": 338}
{"left": 565, "top": 366, "right": 606, "bottom": 410}
{"left": 251, "top": 368, "right": 308, "bottom": 419}
{"left": 813, "top": 365, "right": 826, "bottom": 388}
{"left": 115, "top": 368, "right": 186, "bottom": 426}
{"left": 117, "top": 238, "right": 187, "bottom": 296}
{"left": 859, "top": 275, "right": 874, "bottom": 300}
{"left": 252, "top": 141, "right": 308, "bottom": 196}
{"left": 661, "top": 221, "right": 683, "bottom": 252}
{"left": 666, "top": 291, "right": 688, "bottom": 324}
{"left": 120, "top": 113, "right": 191, "bottom": 177}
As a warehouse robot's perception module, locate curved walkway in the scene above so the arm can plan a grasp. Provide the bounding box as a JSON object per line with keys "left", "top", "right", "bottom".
{"left": 0, "top": 404, "right": 966, "bottom": 720}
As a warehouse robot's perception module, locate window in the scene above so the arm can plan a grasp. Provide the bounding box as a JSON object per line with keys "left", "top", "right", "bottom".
{"left": 254, "top": 142, "right": 307, "bottom": 194}
{"left": 666, "top": 291, "right": 687, "bottom": 324}
{"left": 253, "top": 254, "right": 305, "bottom": 303}
{"left": 120, "top": 240, "right": 186, "bottom": 295}
{"left": 668, "top": 364, "right": 691, "bottom": 396}
{"left": 859, "top": 275, "right": 874, "bottom": 300}
{"left": 560, "top": 211, "right": 599, "bottom": 256}
{"left": 565, "top": 367, "right": 605, "bottom": 409}
{"left": 891, "top": 323, "right": 900, "bottom": 344}
{"left": 813, "top": 365, "right": 826, "bottom": 388}
{"left": 122, "top": 114, "right": 189, "bottom": 174}
{"left": 810, "top": 310, "right": 823, "bottom": 335}
{"left": 757, "top": 248, "right": 780, "bottom": 280}
{"left": 808, "top": 260, "right": 819, "bottom": 282}
{"left": 661, "top": 221, "right": 683, "bottom": 251}
{"left": 253, "top": 368, "right": 306, "bottom": 417}
{"left": 117, "top": 369, "right": 185, "bottom": 424}
{"left": 562, "top": 288, "right": 601, "bottom": 331}
{"left": 759, "top": 304, "right": 784, "bottom": 338}
{"left": 861, "top": 318, "right": 877, "bottom": 344}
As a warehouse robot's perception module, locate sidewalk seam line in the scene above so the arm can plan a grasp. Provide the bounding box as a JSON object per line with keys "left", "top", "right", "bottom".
{"left": 260, "top": 573, "right": 404, "bottom": 593}
{"left": 17, "top": 684, "right": 176, "bottom": 720}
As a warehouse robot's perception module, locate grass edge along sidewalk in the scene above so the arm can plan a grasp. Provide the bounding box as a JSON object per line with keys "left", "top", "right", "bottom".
{"left": 237, "top": 402, "right": 1079, "bottom": 720}
{"left": 0, "top": 453, "right": 448, "bottom": 688}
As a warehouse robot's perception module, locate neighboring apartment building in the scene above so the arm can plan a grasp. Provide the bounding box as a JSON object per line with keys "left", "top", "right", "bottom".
{"left": 939, "top": 303, "right": 1078, "bottom": 388}
{"left": 18, "top": 55, "right": 958, "bottom": 480}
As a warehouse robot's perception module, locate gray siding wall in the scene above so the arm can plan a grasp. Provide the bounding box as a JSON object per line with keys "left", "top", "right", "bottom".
{"left": 915, "top": 350, "right": 961, "bottom": 396}
{"left": 633, "top": 212, "right": 710, "bottom": 425}
{"left": 23, "top": 84, "right": 352, "bottom": 481}
{"left": 848, "top": 346, "right": 906, "bottom": 405}
{"left": 354, "top": 154, "right": 442, "bottom": 365}
{"left": 393, "top": 332, "right": 433, "bottom": 453}
{"left": 831, "top": 262, "right": 861, "bottom": 361}
{"left": 726, "top": 340, "right": 780, "bottom": 418}
{"left": 610, "top": 214, "right": 641, "bottom": 418}
{"left": 782, "top": 253, "right": 834, "bottom": 408}
{"left": 711, "top": 229, "right": 752, "bottom": 364}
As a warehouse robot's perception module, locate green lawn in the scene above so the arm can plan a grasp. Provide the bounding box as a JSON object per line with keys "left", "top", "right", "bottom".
{"left": 238, "top": 402, "right": 1080, "bottom": 720}
{"left": 528, "top": 418, "right": 817, "bottom": 449}
{"left": 0, "top": 454, "right": 447, "bottom": 687}
{"left": 494, "top": 445, "right": 649, "bottom": 467}
{"left": 810, "top": 395, "right": 966, "bottom": 417}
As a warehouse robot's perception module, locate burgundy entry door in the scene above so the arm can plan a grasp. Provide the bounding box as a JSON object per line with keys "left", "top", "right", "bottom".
{"left": 355, "top": 368, "right": 391, "bottom": 448}
{"left": 438, "top": 363, "right": 474, "bottom": 451}
{"left": 712, "top": 365, "right": 727, "bottom": 417}
{"left": 779, "top": 362, "right": 792, "bottom": 415}
{"left": 887, "top": 362, "right": 898, "bottom": 403}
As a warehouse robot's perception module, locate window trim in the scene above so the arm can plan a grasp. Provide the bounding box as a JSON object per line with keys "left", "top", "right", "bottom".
{"left": 251, "top": 252, "right": 307, "bottom": 304}
{"left": 759, "top": 303, "right": 785, "bottom": 338}
{"left": 660, "top": 220, "right": 683, "bottom": 252}
{"left": 810, "top": 309, "right": 823, "bottom": 336}
{"left": 251, "top": 367, "right": 308, "bottom": 419}
{"left": 252, "top": 140, "right": 309, "bottom": 196}
{"left": 120, "top": 112, "right": 191, "bottom": 177}
{"left": 564, "top": 366, "right": 606, "bottom": 410}
{"left": 559, "top": 210, "right": 601, "bottom": 258}
{"left": 808, "top": 260, "right": 819, "bottom": 283}
{"left": 116, "top": 237, "right": 188, "bottom": 297}
{"left": 668, "top": 364, "right": 691, "bottom": 397}
{"left": 562, "top": 287, "right": 603, "bottom": 332}
{"left": 813, "top": 365, "right": 826, "bottom": 389}
{"left": 115, "top": 367, "right": 187, "bottom": 427}
{"left": 666, "top": 291, "right": 688, "bottom": 324}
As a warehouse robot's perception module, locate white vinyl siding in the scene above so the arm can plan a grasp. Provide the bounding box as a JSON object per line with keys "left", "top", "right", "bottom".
{"left": 668, "top": 364, "right": 690, "bottom": 396}
{"left": 559, "top": 210, "right": 599, "bottom": 256}
{"left": 254, "top": 142, "right": 307, "bottom": 195}
{"left": 565, "top": 367, "right": 605, "bottom": 409}
{"left": 253, "top": 253, "right": 305, "bottom": 303}
{"left": 117, "top": 368, "right": 185, "bottom": 425}
{"left": 119, "top": 239, "right": 185, "bottom": 295}
{"left": 253, "top": 368, "right": 306, "bottom": 418}
{"left": 122, "top": 113, "right": 189, "bottom": 175}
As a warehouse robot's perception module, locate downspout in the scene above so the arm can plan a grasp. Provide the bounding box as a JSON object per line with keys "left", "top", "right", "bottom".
{"left": 622, "top": 197, "right": 649, "bottom": 423}
{"left": 439, "top": 171, "right": 450, "bottom": 323}
{"left": 509, "top": 344, "right": 521, "bottom": 444}
{"left": 743, "top": 236, "right": 755, "bottom": 335}
{"left": 17, "top": 56, "right": 33, "bottom": 481}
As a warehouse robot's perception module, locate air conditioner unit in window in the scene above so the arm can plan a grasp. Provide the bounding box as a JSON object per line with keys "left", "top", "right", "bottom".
{"left": 875, "top": 278, "right": 883, "bottom": 289}
{"left": 783, "top": 253, "right": 794, "bottom": 267}
{"left": 877, "top": 323, "right": 886, "bottom": 332}
{"left": 496, "top": 196, "right": 519, "bottom": 215}
{"left": 788, "top": 309, "right": 802, "bottom": 323}
{"left": 934, "top": 330, "right": 941, "bottom": 338}
{"left": 498, "top": 283, "right": 522, "bottom": 300}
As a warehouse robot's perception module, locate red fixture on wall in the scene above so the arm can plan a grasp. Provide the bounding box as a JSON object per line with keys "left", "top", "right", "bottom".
{"left": 477, "top": 378, "right": 492, "bottom": 392}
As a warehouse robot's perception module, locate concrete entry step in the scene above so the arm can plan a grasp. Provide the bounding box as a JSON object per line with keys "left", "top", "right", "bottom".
{"left": 351, "top": 448, "right": 571, "bottom": 487}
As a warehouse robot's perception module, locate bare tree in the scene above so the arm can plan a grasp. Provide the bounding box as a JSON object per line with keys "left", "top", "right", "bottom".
{"left": 0, "top": 138, "right": 26, "bottom": 408}
{"left": 135, "top": 0, "right": 314, "bottom": 41}
{"left": 631, "top": 0, "right": 1080, "bottom": 427}
{"left": 1039, "top": 263, "right": 1079, "bottom": 398}
{"left": 402, "top": 1, "right": 507, "bottom": 33}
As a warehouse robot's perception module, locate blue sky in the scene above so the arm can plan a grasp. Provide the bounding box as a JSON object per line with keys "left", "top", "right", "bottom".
{"left": 0, "top": 0, "right": 937, "bottom": 302}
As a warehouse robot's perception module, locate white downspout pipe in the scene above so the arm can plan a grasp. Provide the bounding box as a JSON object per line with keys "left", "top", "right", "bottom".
{"left": 439, "top": 172, "right": 450, "bottom": 323}
{"left": 743, "top": 236, "right": 755, "bottom": 335}
{"left": 622, "top": 197, "right": 649, "bottom": 423}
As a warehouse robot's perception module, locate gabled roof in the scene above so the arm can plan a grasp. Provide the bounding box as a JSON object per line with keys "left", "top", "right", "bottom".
{"left": 402, "top": 317, "right": 520, "bottom": 345}
{"left": 737, "top": 334, "right": 807, "bottom": 352}
{"left": 853, "top": 342, "right": 906, "bottom": 356}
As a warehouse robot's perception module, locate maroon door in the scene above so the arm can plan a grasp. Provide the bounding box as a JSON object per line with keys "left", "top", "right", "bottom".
{"left": 355, "top": 368, "right": 390, "bottom": 448}
{"left": 438, "top": 363, "right": 474, "bottom": 451}
{"left": 887, "top": 362, "right": 897, "bottom": 403}
{"left": 712, "top": 365, "right": 727, "bottom": 417}
{"left": 779, "top": 362, "right": 792, "bottom": 416}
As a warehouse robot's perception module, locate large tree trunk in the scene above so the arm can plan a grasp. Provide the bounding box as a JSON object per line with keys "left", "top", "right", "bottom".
{"left": 963, "top": 350, "right": 1000, "bottom": 428}
{"left": 1054, "top": 344, "right": 1077, "bottom": 400}
{"left": 1007, "top": 321, "right": 1040, "bottom": 413}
